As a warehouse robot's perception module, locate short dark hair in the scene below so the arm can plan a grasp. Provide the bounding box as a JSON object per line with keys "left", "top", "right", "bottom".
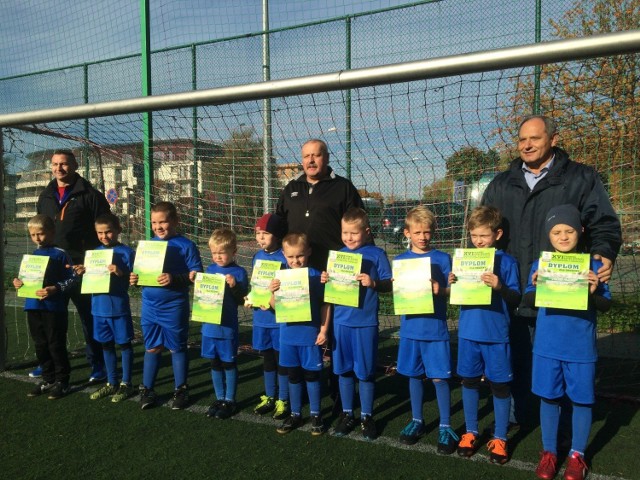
{"left": 52, "top": 149, "right": 78, "bottom": 166}
{"left": 151, "top": 201, "right": 178, "bottom": 221}
{"left": 95, "top": 212, "right": 122, "bottom": 231}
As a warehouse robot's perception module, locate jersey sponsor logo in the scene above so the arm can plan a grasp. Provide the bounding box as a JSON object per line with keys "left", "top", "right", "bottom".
{"left": 291, "top": 192, "right": 299, "bottom": 197}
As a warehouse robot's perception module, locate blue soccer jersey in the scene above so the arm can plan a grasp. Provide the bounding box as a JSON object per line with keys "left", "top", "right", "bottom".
{"left": 279, "top": 267, "right": 325, "bottom": 347}
{"left": 251, "top": 248, "right": 287, "bottom": 328}
{"left": 201, "top": 262, "right": 249, "bottom": 340}
{"left": 23, "top": 246, "right": 74, "bottom": 313}
{"left": 91, "top": 243, "right": 135, "bottom": 317}
{"left": 396, "top": 249, "right": 451, "bottom": 341}
{"left": 457, "top": 249, "right": 520, "bottom": 343}
{"left": 526, "top": 257, "right": 611, "bottom": 363}
{"left": 332, "top": 244, "right": 392, "bottom": 328}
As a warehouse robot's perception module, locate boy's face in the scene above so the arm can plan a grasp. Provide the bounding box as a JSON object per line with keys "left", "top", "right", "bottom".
{"left": 95, "top": 222, "right": 120, "bottom": 247}
{"left": 256, "top": 228, "right": 279, "bottom": 251}
{"left": 469, "top": 225, "right": 502, "bottom": 249}
{"left": 341, "top": 219, "right": 369, "bottom": 251}
{"left": 549, "top": 223, "right": 580, "bottom": 253}
{"left": 151, "top": 211, "right": 178, "bottom": 240}
{"left": 404, "top": 221, "right": 432, "bottom": 253}
{"left": 210, "top": 245, "right": 235, "bottom": 267}
{"left": 29, "top": 227, "right": 53, "bottom": 247}
{"left": 282, "top": 243, "right": 309, "bottom": 269}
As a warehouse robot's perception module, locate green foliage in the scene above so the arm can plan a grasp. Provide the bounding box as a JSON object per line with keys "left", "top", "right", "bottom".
{"left": 444, "top": 146, "right": 499, "bottom": 183}
{"left": 599, "top": 301, "right": 640, "bottom": 332}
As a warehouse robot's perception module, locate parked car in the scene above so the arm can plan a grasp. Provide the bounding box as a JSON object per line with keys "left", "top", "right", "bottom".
{"left": 362, "top": 197, "right": 383, "bottom": 237}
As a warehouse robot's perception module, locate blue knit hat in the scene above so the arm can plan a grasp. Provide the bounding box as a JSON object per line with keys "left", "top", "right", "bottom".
{"left": 544, "top": 204, "right": 582, "bottom": 236}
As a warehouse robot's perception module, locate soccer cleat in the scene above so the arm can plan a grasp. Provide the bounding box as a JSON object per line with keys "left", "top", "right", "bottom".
{"left": 272, "top": 399, "right": 290, "bottom": 420}
{"left": 399, "top": 419, "right": 427, "bottom": 445}
{"left": 206, "top": 400, "right": 222, "bottom": 418}
{"left": 215, "top": 401, "right": 236, "bottom": 419}
{"left": 563, "top": 452, "right": 588, "bottom": 480}
{"left": 88, "top": 367, "right": 107, "bottom": 384}
{"left": 90, "top": 383, "right": 118, "bottom": 400}
{"left": 27, "top": 381, "right": 53, "bottom": 397}
{"left": 487, "top": 438, "right": 509, "bottom": 464}
{"left": 437, "top": 426, "right": 460, "bottom": 455}
{"left": 310, "top": 415, "right": 325, "bottom": 436}
{"left": 171, "top": 385, "right": 189, "bottom": 410}
{"left": 28, "top": 366, "right": 43, "bottom": 378}
{"left": 333, "top": 412, "right": 357, "bottom": 437}
{"left": 47, "top": 382, "right": 70, "bottom": 400}
{"left": 139, "top": 386, "right": 157, "bottom": 410}
{"left": 535, "top": 451, "right": 558, "bottom": 480}
{"left": 254, "top": 395, "right": 276, "bottom": 415}
{"left": 111, "top": 383, "right": 134, "bottom": 403}
{"left": 457, "top": 432, "right": 479, "bottom": 457}
{"left": 276, "top": 414, "right": 303, "bottom": 434}
{"left": 361, "top": 415, "right": 377, "bottom": 441}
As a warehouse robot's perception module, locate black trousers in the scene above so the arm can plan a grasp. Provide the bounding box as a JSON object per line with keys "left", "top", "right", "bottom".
{"left": 68, "top": 282, "right": 103, "bottom": 370}
{"left": 27, "top": 310, "right": 71, "bottom": 385}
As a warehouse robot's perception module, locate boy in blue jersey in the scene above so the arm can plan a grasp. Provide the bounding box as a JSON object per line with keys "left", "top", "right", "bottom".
{"left": 247, "top": 214, "right": 290, "bottom": 419}
{"left": 130, "top": 201, "right": 203, "bottom": 410}
{"left": 14, "top": 214, "right": 76, "bottom": 400}
{"left": 269, "top": 233, "right": 331, "bottom": 435}
{"left": 198, "top": 228, "right": 249, "bottom": 420}
{"left": 394, "top": 205, "right": 458, "bottom": 454}
{"left": 525, "top": 205, "right": 611, "bottom": 480}
{"left": 321, "top": 207, "right": 392, "bottom": 440}
{"left": 448, "top": 206, "right": 521, "bottom": 464}
{"left": 75, "top": 213, "right": 136, "bottom": 403}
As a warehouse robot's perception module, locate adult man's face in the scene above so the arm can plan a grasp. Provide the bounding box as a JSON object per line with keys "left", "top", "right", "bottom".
{"left": 301, "top": 141, "right": 329, "bottom": 183}
{"left": 50, "top": 153, "right": 78, "bottom": 186}
{"left": 517, "top": 117, "right": 558, "bottom": 172}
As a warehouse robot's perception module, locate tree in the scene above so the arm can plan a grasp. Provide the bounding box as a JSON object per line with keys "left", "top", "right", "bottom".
{"left": 444, "top": 146, "right": 499, "bottom": 183}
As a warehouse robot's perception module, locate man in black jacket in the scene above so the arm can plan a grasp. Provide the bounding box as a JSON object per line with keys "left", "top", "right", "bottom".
{"left": 482, "top": 115, "right": 621, "bottom": 426}
{"left": 38, "top": 149, "right": 112, "bottom": 382}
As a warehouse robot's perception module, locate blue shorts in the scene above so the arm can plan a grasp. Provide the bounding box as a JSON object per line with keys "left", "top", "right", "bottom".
{"left": 279, "top": 343, "right": 323, "bottom": 371}
{"left": 332, "top": 324, "right": 378, "bottom": 380}
{"left": 532, "top": 354, "right": 595, "bottom": 404}
{"left": 93, "top": 314, "right": 134, "bottom": 345}
{"left": 397, "top": 337, "right": 451, "bottom": 379}
{"left": 457, "top": 338, "right": 512, "bottom": 383}
{"left": 252, "top": 325, "right": 280, "bottom": 352}
{"left": 141, "top": 303, "right": 189, "bottom": 351}
{"left": 201, "top": 336, "right": 238, "bottom": 363}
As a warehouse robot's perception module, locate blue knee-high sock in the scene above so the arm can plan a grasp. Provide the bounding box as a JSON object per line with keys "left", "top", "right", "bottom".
{"left": 359, "top": 380, "right": 375, "bottom": 417}
{"left": 339, "top": 375, "right": 355, "bottom": 413}
{"left": 289, "top": 381, "right": 303, "bottom": 416}
{"left": 143, "top": 351, "right": 161, "bottom": 389}
{"left": 171, "top": 350, "right": 188, "bottom": 389}
{"left": 120, "top": 347, "right": 133, "bottom": 384}
{"left": 540, "top": 399, "right": 560, "bottom": 454}
{"left": 278, "top": 373, "right": 289, "bottom": 401}
{"left": 103, "top": 347, "right": 118, "bottom": 385}
{"left": 211, "top": 369, "right": 225, "bottom": 400}
{"left": 570, "top": 403, "right": 592, "bottom": 456}
{"left": 307, "top": 380, "right": 321, "bottom": 416}
{"left": 493, "top": 395, "right": 512, "bottom": 440}
{"left": 264, "top": 370, "right": 277, "bottom": 398}
{"left": 224, "top": 367, "right": 238, "bottom": 402}
{"left": 462, "top": 386, "right": 480, "bottom": 434}
{"left": 433, "top": 379, "right": 451, "bottom": 427}
{"left": 409, "top": 377, "right": 425, "bottom": 421}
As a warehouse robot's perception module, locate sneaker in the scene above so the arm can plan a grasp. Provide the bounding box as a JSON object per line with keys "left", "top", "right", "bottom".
{"left": 171, "top": 385, "right": 189, "bottom": 410}
{"left": 28, "top": 366, "right": 43, "bottom": 378}
{"left": 399, "top": 419, "right": 426, "bottom": 445}
{"left": 90, "top": 383, "right": 118, "bottom": 400}
{"left": 310, "top": 415, "right": 325, "bottom": 436}
{"left": 47, "top": 382, "right": 70, "bottom": 400}
{"left": 215, "top": 401, "right": 236, "bottom": 419}
{"left": 276, "top": 414, "right": 303, "bottom": 434}
{"left": 457, "top": 432, "right": 479, "bottom": 457}
{"left": 563, "top": 452, "right": 588, "bottom": 480}
{"left": 361, "top": 415, "right": 377, "bottom": 441}
{"left": 487, "top": 438, "right": 509, "bottom": 464}
{"left": 139, "top": 386, "right": 157, "bottom": 410}
{"left": 535, "top": 451, "right": 558, "bottom": 480}
{"left": 206, "top": 400, "right": 222, "bottom": 418}
{"left": 333, "top": 412, "right": 357, "bottom": 437}
{"left": 27, "top": 381, "right": 53, "bottom": 397}
{"left": 273, "top": 399, "right": 290, "bottom": 420}
{"left": 254, "top": 395, "right": 275, "bottom": 415}
{"left": 437, "top": 426, "right": 460, "bottom": 455}
{"left": 111, "top": 383, "right": 134, "bottom": 403}
{"left": 88, "top": 367, "right": 107, "bottom": 384}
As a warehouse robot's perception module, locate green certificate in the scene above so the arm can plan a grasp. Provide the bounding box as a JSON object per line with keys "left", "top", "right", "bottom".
{"left": 81, "top": 249, "right": 113, "bottom": 294}
{"left": 247, "top": 259, "right": 281, "bottom": 309}
{"left": 133, "top": 240, "right": 167, "bottom": 286}
{"left": 535, "top": 251, "right": 590, "bottom": 310}
{"left": 17, "top": 254, "right": 50, "bottom": 299}
{"left": 324, "top": 250, "right": 362, "bottom": 307}
{"left": 191, "top": 272, "right": 226, "bottom": 324}
{"left": 275, "top": 268, "right": 311, "bottom": 323}
{"left": 392, "top": 257, "right": 434, "bottom": 315}
{"left": 450, "top": 248, "right": 495, "bottom": 305}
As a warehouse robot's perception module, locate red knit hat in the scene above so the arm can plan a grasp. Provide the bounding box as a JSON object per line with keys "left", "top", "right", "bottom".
{"left": 255, "top": 213, "right": 286, "bottom": 239}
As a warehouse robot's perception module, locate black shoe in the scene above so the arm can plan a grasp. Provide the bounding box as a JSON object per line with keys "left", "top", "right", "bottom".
{"left": 310, "top": 415, "right": 325, "bottom": 436}
{"left": 206, "top": 400, "right": 222, "bottom": 418}
{"left": 276, "top": 414, "right": 303, "bottom": 434}
{"left": 139, "top": 386, "right": 157, "bottom": 410}
{"left": 27, "top": 381, "right": 53, "bottom": 397}
{"left": 171, "top": 385, "right": 189, "bottom": 410}
{"left": 254, "top": 395, "right": 276, "bottom": 415}
{"left": 399, "top": 420, "right": 427, "bottom": 445}
{"left": 361, "top": 415, "right": 377, "bottom": 441}
{"left": 47, "top": 382, "right": 69, "bottom": 400}
{"left": 215, "top": 401, "right": 236, "bottom": 419}
{"left": 333, "top": 412, "right": 357, "bottom": 437}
